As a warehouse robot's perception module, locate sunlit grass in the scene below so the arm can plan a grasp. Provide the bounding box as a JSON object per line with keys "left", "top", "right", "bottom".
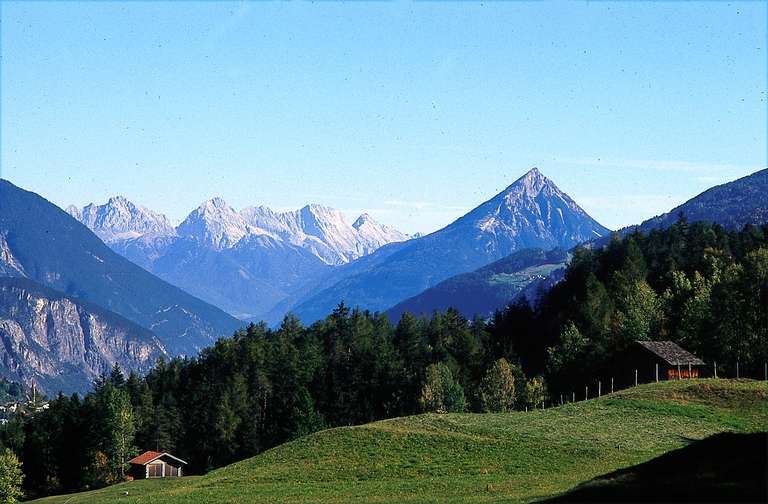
{"left": 33, "top": 379, "right": 768, "bottom": 504}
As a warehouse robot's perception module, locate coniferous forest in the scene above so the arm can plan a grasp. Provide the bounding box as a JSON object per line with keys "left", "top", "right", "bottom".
{"left": 4, "top": 220, "right": 767, "bottom": 499}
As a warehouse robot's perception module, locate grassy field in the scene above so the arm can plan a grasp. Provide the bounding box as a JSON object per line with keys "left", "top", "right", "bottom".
{"left": 32, "top": 379, "right": 768, "bottom": 504}
{"left": 543, "top": 431, "right": 767, "bottom": 502}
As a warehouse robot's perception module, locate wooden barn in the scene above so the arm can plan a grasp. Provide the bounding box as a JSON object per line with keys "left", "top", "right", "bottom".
{"left": 628, "top": 341, "right": 706, "bottom": 382}
{"left": 128, "top": 451, "right": 187, "bottom": 479}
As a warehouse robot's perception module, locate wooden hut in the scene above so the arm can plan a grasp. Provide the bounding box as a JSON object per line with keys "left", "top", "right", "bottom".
{"left": 128, "top": 451, "right": 187, "bottom": 479}
{"left": 629, "top": 341, "right": 706, "bottom": 382}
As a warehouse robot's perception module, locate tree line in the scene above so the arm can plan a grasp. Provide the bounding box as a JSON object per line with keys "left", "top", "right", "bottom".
{"left": 1, "top": 219, "right": 766, "bottom": 500}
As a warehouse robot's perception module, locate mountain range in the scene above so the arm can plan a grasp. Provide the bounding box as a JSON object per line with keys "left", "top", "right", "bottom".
{"left": 290, "top": 168, "right": 611, "bottom": 322}
{"left": 0, "top": 179, "right": 241, "bottom": 357}
{"left": 385, "top": 247, "right": 570, "bottom": 322}
{"left": 2, "top": 167, "right": 766, "bottom": 394}
{"left": 384, "top": 168, "right": 768, "bottom": 322}
{"left": 67, "top": 198, "right": 409, "bottom": 320}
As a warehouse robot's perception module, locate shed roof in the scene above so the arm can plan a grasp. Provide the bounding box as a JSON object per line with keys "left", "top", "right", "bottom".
{"left": 129, "top": 451, "right": 188, "bottom": 466}
{"left": 636, "top": 340, "right": 705, "bottom": 366}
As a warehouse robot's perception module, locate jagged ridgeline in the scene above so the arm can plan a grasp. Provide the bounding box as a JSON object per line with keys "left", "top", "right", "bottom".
{"left": 67, "top": 196, "right": 411, "bottom": 321}
{"left": 0, "top": 179, "right": 242, "bottom": 365}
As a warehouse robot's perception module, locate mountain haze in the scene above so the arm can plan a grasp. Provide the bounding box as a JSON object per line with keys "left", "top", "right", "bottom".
{"left": 0, "top": 179, "right": 241, "bottom": 355}
{"left": 68, "top": 196, "right": 409, "bottom": 320}
{"left": 386, "top": 248, "right": 569, "bottom": 321}
{"left": 291, "top": 168, "right": 610, "bottom": 322}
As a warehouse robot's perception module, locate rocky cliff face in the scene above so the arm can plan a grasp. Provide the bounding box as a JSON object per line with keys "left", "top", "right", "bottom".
{"left": 0, "top": 277, "right": 166, "bottom": 394}
{"left": 0, "top": 179, "right": 242, "bottom": 356}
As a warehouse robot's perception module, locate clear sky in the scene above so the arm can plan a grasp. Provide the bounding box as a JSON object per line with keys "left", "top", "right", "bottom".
{"left": 1, "top": 1, "right": 765, "bottom": 234}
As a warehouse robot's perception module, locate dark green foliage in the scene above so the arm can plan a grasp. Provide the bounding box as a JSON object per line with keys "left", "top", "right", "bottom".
{"left": 0, "top": 381, "right": 25, "bottom": 405}
{"left": 544, "top": 221, "right": 768, "bottom": 392}
{"left": 4, "top": 221, "right": 766, "bottom": 500}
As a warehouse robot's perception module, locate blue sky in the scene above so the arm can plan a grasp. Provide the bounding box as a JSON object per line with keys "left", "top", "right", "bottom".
{"left": 1, "top": 1, "right": 765, "bottom": 234}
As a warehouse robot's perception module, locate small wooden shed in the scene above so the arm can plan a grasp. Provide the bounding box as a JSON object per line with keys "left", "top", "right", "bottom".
{"left": 630, "top": 340, "right": 706, "bottom": 381}
{"left": 128, "top": 451, "right": 187, "bottom": 479}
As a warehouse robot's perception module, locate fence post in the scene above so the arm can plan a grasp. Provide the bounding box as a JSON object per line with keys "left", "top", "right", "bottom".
{"left": 634, "top": 369, "right": 638, "bottom": 387}
{"left": 655, "top": 363, "right": 658, "bottom": 382}
{"left": 560, "top": 394, "right": 563, "bottom": 406}
{"left": 572, "top": 391, "right": 575, "bottom": 403}
{"left": 677, "top": 364, "right": 681, "bottom": 380}
{"left": 598, "top": 381, "right": 602, "bottom": 397}
{"left": 764, "top": 363, "right": 767, "bottom": 381}
{"left": 585, "top": 386, "right": 588, "bottom": 401}
{"left": 688, "top": 363, "right": 692, "bottom": 379}
{"left": 714, "top": 361, "right": 718, "bottom": 379}
{"left": 736, "top": 361, "right": 740, "bottom": 379}
{"left": 611, "top": 377, "right": 614, "bottom": 394}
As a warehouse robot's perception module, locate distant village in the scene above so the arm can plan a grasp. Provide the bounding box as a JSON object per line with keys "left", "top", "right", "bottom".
{"left": 0, "top": 382, "right": 49, "bottom": 423}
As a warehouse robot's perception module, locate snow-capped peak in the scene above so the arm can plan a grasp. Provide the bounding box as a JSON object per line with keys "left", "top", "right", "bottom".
{"left": 452, "top": 167, "right": 610, "bottom": 244}
{"left": 239, "top": 204, "right": 410, "bottom": 265}
{"left": 177, "top": 198, "right": 257, "bottom": 250}
{"left": 67, "top": 196, "right": 175, "bottom": 242}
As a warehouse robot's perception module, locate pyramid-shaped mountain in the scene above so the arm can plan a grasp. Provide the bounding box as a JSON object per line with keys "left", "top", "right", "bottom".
{"left": 291, "top": 168, "right": 610, "bottom": 322}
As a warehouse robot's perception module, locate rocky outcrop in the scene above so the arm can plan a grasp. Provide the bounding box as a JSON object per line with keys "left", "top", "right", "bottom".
{"left": 0, "top": 277, "right": 166, "bottom": 394}
{"left": 0, "top": 179, "right": 242, "bottom": 356}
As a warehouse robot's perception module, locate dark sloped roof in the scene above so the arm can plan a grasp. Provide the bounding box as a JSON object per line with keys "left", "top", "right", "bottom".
{"left": 636, "top": 341, "right": 706, "bottom": 366}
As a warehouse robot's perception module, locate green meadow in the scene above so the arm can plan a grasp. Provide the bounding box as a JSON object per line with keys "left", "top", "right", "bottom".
{"left": 33, "top": 379, "right": 768, "bottom": 504}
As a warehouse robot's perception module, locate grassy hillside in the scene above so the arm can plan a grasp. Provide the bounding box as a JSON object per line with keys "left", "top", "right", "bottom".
{"left": 32, "top": 379, "right": 768, "bottom": 504}
{"left": 543, "top": 432, "right": 767, "bottom": 502}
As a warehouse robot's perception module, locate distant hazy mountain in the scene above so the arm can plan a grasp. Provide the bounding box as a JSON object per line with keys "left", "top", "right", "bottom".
{"left": 386, "top": 248, "right": 569, "bottom": 321}
{"left": 69, "top": 196, "right": 408, "bottom": 320}
{"left": 291, "top": 168, "right": 610, "bottom": 322}
{"left": 240, "top": 204, "right": 410, "bottom": 265}
{"left": 394, "top": 167, "right": 768, "bottom": 324}
{"left": 148, "top": 233, "right": 330, "bottom": 320}
{"left": 0, "top": 277, "right": 166, "bottom": 394}
{"left": 0, "top": 179, "right": 241, "bottom": 355}
{"left": 66, "top": 196, "right": 175, "bottom": 243}
{"left": 634, "top": 168, "right": 768, "bottom": 233}
{"left": 177, "top": 197, "right": 260, "bottom": 251}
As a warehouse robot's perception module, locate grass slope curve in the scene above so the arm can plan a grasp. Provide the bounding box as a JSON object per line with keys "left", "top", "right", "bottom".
{"left": 33, "top": 379, "right": 768, "bottom": 504}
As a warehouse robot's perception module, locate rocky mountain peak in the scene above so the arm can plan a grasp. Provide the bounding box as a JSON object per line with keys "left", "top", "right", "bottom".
{"left": 107, "top": 195, "right": 130, "bottom": 206}
{"left": 67, "top": 196, "right": 175, "bottom": 242}
{"left": 177, "top": 198, "right": 253, "bottom": 250}
{"left": 65, "top": 204, "right": 82, "bottom": 220}
{"left": 504, "top": 167, "right": 551, "bottom": 200}
{"left": 352, "top": 213, "right": 373, "bottom": 229}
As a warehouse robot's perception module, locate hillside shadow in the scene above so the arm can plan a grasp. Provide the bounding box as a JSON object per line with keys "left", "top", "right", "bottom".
{"left": 540, "top": 432, "right": 768, "bottom": 503}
